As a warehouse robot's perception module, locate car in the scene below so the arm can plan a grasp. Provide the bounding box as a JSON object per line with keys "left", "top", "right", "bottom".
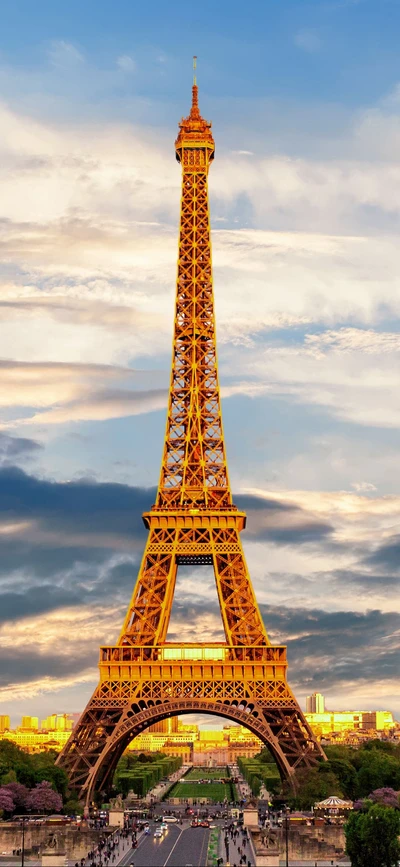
{"left": 191, "top": 819, "right": 199, "bottom": 827}
{"left": 162, "top": 816, "right": 178, "bottom": 823}
{"left": 200, "top": 820, "right": 209, "bottom": 827}
{"left": 154, "top": 828, "right": 163, "bottom": 838}
{"left": 144, "top": 827, "right": 150, "bottom": 835}
{"left": 161, "top": 822, "right": 167, "bottom": 831}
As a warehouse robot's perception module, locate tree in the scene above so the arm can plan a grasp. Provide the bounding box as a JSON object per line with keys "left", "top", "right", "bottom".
{"left": 257, "top": 748, "right": 276, "bottom": 765}
{"left": 345, "top": 803, "right": 400, "bottom": 867}
{"left": 0, "top": 741, "right": 34, "bottom": 787}
{"left": 368, "top": 788, "right": 400, "bottom": 809}
{"left": 30, "top": 751, "right": 68, "bottom": 798}
{"left": 64, "top": 798, "right": 83, "bottom": 816}
{"left": 284, "top": 765, "right": 343, "bottom": 810}
{"left": 26, "top": 781, "right": 62, "bottom": 813}
{"left": 1, "top": 770, "right": 17, "bottom": 784}
{"left": 324, "top": 758, "right": 358, "bottom": 800}
{"left": 0, "top": 787, "right": 15, "bottom": 814}
{"left": 2, "top": 782, "right": 29, "bottom": 810}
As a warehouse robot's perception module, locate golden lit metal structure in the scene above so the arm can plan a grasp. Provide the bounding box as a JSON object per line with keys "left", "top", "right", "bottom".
{"left": 57, "top": 68, "right": 325, "bottom": 807}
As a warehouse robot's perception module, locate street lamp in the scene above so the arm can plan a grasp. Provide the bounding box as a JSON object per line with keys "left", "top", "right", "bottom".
{"left": 285, "top": 805, "right": 289, "bottom": 867}
{"left": 20, "top": 816, "right": 27, "bottom": 867}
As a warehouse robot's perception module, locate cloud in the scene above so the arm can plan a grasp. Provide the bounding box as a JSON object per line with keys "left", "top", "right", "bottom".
{"left": 20, "top": 387, "right": 167, "bottom": 426}
{"left": 0, "top": 433, "right": 42, "bottom": 465}
{"left": 48, "top": 41, "right": 85, "bottom": 69}
{"left": 364, "top": 535, "right": 400, "bottom": 573}
{"left": 269, "top": 603, "right": 400, "bottom": 706}
{"left": 0, "top": 467, "right": 398, "bottom": 711}
{"left": 0, "top": 466, "right": 151, "bottom": 544}
{"left": 0, "top": 360, "right": 168, "bottom": 428}
{"left": 117, "top": 55, "right": 136, "bottom": 74}
{"left": 294, "top": 29, "right": 322, "bottom": 53}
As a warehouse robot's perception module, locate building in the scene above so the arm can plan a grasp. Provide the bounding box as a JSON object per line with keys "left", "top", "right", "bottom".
{"left": 306, "top": 710, "right": 395, "bottom": 739}
{"left": 41, "top": 713, "right": 74, "bottom": 731}
{"left": 126, "top": 721, "right": 262, "bottom": 765}
{"left": 0, "top": 716, "right": 10, "bottom": 732}
{"left": 20, "top": 716, "right": 39, "bottom": 730}
{"left": 1, "top": 729, "right": 71, "bottom": 752}
{"left": 147, "top": 718, "right": 179, "bottom": 735}
{"left": 306, "top": 693, "right": 325, "bottom": 714}
{"left": 162, "top": 740, "right": 193, "bottom": 763}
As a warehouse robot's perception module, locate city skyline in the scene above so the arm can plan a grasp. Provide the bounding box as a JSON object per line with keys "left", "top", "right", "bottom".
{"left": 0, "top": 0, "right": 399, "bottom": 727}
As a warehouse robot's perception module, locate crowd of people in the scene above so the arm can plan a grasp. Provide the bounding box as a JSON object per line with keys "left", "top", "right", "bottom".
{"left": 223, "top": 821, "right": 252, "bottom": 867}
{"left": 75, "top": 824, "right": 135, "bottom": 867}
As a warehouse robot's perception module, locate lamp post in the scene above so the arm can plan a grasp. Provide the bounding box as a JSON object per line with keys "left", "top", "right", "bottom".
{"left": 285, "top": 805, "right": 289, "bottom": 867}
{"left": 20, "top": 816, "right": 27, "bottom": 867}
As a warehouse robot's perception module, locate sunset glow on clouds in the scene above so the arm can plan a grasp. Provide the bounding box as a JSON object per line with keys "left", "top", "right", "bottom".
{"left": 0, "top": 0, "right": 399, "bottom": 724}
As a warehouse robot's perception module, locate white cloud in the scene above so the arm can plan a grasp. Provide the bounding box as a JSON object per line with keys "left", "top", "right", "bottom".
{"left": 48, "top": 41, "right": 84, "bottom": 68}
{"left": 117, "top": 55, "right": 136, "bottom": 74}
{"left": 294, "top": 28, "right": 322, "bottom": 53}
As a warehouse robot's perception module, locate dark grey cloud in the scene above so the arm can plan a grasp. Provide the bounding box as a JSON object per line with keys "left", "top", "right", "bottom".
{"left": 0, "top": 554, "right": 138, "bottom": 625}
{"left": 152, "top": 598, "right": 400, "bottom": 695}
{"left": 0, "top": 646, "right": 92, "bottom": 687}
{"left": 260, "top": 603, "right": 400, "bottom": 692}
{"left": 235, "top": 494, "right": 292, "bottom": 512}
{"left": 250, "top": 520, "right": 332, "bottom": 545}
{"left": 364, "top": 535, "right": 400, "bottom": 574}
{"left": 0, "top": 433, "right": 43, "bottom": 465}
{"left": 237, "top": 491, "right": 334, "bottom": 546}
{"left": 332, "top": 568, "right": 400, "bottom": 592}
{"left": 0, "top": 466, "right": 151, "bottom": 539}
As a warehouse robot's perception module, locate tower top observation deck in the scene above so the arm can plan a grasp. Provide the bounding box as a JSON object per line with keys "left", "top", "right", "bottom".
{"left": 175, "top": 57, "right": 215, "bottom": 158}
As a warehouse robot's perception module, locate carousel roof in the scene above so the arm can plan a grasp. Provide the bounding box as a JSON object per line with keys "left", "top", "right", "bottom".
{"left": 315, "top": 796, "right": 353, "bottom": 808}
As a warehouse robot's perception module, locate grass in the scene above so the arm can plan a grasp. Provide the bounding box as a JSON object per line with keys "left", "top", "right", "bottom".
{"left": 169, "top": 765, "right": 234, "bottom": 801}
{"left": 184, "top": 767, "right": 228, "bottom": 781}
{"left": 170, "top": 781, "right": 231, "bottom": 800}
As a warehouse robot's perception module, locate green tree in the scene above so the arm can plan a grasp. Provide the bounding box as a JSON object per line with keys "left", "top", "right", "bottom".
{"left": 284, "top": 765, "right": 343, "bottom": 810}
{"left": 257, "top": 748, "right": 276, "bottom": 765}
{"left": 31, "top": 752, "right": 69, "bottom": 798}
{"left": 324, "top": 758, "right": 358, "bottom": 800}
{"left": 1, "top": 770, "right": 17, "bottom": 785}
{"left": 250, "top": 775, "right": 261, "bottom": 797}
{"left": 345, "top": 803, "right": 400, "bottom": 867}
{"left": 355, "top": 752, "right": 400, "bottom": 797}
{"left": 0, "top": 741, "right": 34, "bottom": 787}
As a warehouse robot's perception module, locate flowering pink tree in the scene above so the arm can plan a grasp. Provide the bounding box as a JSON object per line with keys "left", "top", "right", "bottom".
{"left": 26, "top": 781, "right": 62, "bottom": 813}
{"left": 369, "top": 788, "right": 400, "bottom": 809}
{"left": 0, "top": 788, "right": 15, "bottom": 813}
{"left": 354, "top": 788, "right": 400, "bottom": 811}
{"left": 3, "top": 782, "right": 29, "bottom": 809}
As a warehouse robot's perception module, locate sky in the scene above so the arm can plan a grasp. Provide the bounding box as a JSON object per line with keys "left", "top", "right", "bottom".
{"left": 0, "top": 0, "right": 400, "bottom": 729}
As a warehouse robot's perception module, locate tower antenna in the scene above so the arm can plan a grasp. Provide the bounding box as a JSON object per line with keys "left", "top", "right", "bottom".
{"left": 193, "top": 55, "right": 197, "bottom": 86}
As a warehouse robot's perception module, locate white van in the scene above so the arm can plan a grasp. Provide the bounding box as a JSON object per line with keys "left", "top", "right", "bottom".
{"left": 162, "top": 816, "right": 178, "bottom": 823}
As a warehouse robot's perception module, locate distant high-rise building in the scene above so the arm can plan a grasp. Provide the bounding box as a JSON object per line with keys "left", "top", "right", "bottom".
{"left": 41, "top": 714, "right": 74, "bottom": 732}
{"left": 0, "top": 715, "right": 10, "bottom": 732}
{"left": 21, "top": 716, "right": 38, "bottom": 730}
{"left": 147, "top": 718, "right": 178, "bottom": 735}
{"left": 306, "top": 693, "right": 325, "bottom": 714}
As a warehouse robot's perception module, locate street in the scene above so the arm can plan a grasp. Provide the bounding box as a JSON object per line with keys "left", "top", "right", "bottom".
{"left": 117, "top": 823, "right": 210, "bottom": 867}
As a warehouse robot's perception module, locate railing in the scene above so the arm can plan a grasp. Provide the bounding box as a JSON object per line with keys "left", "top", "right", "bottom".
{"left": 99, "top": 644, "right": 287, "bottom": 664}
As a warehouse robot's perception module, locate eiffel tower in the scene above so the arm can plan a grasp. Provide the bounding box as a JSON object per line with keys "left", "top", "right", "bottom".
{"left": 57, "top": 61, "right": 325, "bottom": 809}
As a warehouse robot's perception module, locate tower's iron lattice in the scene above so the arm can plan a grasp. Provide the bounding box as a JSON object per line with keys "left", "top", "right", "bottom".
{"left": 57, "top": 71, "right": 325, "bottom": 807}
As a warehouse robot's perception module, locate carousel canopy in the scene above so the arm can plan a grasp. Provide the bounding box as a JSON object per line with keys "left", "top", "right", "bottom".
{"left": 315, "top": 796, "right": 353, "bottom": 808}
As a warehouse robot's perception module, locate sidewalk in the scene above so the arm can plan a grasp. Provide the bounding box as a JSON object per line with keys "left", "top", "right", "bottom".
{"left": 219, "top": 827, "right": 255, "bottom": 867}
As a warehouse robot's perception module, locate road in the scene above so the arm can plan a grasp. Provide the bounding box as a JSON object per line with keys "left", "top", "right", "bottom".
{"left": 118, "top": 823, "right": 210, "bottom": 867}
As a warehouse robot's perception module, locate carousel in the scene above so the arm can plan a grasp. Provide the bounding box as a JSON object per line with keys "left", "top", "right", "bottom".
{"left": 314, "top": 796, "right": 353, "bottom": 824}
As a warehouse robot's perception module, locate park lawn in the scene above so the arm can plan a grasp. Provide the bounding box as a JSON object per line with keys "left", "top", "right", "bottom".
{"left": 184, "top": 768, "right": 227, "bottom": 780}
{"left": 170, "top": 781, "right": 231, "bottom": 800}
